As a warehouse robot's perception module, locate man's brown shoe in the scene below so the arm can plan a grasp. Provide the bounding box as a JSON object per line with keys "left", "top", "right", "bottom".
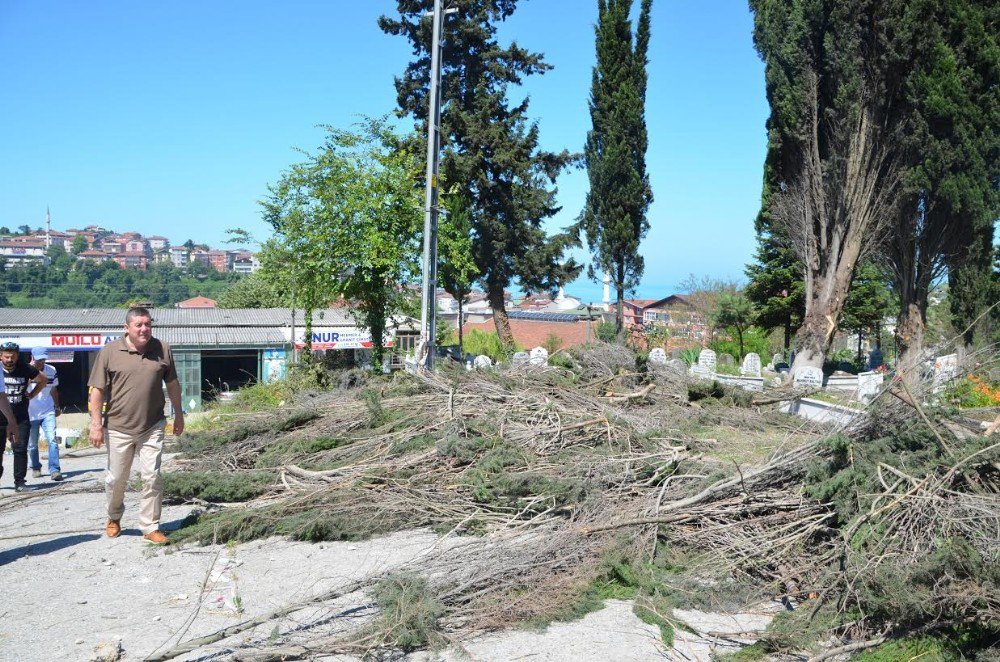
{"left": 105, "top": 520, "right": 121, "bottom": 538}
{"left": 143, "top": 530, "right": 168, "bottom": 545}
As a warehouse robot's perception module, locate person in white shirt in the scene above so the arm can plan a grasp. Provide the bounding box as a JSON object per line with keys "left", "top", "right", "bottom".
{"left": 28, "top": 348, "right": 62, "bottom": 481}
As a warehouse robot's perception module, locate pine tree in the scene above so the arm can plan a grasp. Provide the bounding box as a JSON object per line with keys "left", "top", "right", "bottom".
{"left": 839, "top": 261, "right": 892, "bottom": 361}
{"left": 581, "top": 0, "right": 652, "bottom": 342}
{"left": 745, "top": 162, "right": 804, "bottom": 351}
{"left": 379, "top": 1, "right": 576, "bottom": 346}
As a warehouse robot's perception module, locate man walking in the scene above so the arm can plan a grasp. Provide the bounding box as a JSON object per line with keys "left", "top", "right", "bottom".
{"left": 88, "top": 307, "right": 184, "bottom": 544}
{"left": 1, "top": 342, "right": 48, "bottom": 492}
{"left": 0, "top": 356, "right": 20, "bottom": 493}
{"left": 28, "top": 348, "right": 63, "bottom": 481}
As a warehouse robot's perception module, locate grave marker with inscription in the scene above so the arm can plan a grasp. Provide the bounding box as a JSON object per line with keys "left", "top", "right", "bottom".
{"left": 741, "top": 353, "right": 762, "bottom": 377}
{"left": 793, "top": 366, "right": 824, "bottom": 389}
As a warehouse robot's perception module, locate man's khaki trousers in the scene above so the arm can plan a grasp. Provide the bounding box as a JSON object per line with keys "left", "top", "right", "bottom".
{"left": 104, "top": 420, "right": 166, "bottom": 534}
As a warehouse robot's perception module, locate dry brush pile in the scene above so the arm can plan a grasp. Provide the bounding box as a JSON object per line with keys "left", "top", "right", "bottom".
{"left": 158, "top": 344, "right": 1000, "bottom": 660}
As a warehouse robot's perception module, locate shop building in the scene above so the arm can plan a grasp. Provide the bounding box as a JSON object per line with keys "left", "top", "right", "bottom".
{"left": 0, "top": 308, "right": 415, "bottom": 414}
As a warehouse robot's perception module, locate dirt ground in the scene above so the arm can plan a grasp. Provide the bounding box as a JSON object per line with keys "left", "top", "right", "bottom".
{"left": 1, "top": 446, "right": 772, "bottom": 661}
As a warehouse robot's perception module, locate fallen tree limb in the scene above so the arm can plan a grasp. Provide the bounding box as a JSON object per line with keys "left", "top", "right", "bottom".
{"left": 145, "top": 578, "right": 368, "bottom": 661}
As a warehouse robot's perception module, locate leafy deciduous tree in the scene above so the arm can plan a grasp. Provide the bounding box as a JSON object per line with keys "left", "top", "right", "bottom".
{"left": 261, "top": 120, "right": 423, "bottom": 369}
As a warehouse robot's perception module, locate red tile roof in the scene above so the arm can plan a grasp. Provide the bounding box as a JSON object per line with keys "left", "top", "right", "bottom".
{"left": 176, "top": 296, "right": 218, "bottom": 308}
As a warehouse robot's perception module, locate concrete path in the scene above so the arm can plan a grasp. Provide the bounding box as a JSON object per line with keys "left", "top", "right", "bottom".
{"left": 0, "top": 448, "right": 765, "bottom": 661}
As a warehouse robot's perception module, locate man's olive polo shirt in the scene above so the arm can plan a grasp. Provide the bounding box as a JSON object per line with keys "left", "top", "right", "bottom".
{"left": 88, "top": 337, "right": 178, "bottom": 435}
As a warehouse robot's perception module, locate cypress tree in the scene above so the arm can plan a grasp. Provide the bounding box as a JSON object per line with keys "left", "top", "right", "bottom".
{"left": 581, "top": 0, "right": 653, "bottom": 342}
{"left": 884, "top": 0, "right": 999, "bottom": 364}
{"left": 379, "top": 1, "right": 577, "bottom": 345}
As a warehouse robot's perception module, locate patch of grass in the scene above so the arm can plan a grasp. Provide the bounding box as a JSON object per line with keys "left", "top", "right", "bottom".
{"left": 164, "top": 471, "right": 272, "bottom": 503}
{"left": 367, "top": 573, "right": 445, "bottom": 651}
{"left": 854, "top": 636, "right": 962, "bottom": 662}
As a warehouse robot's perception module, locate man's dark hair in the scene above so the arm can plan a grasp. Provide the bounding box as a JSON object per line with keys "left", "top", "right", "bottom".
{"left": 125, "top": 306, "right": 153, "bottom": 324}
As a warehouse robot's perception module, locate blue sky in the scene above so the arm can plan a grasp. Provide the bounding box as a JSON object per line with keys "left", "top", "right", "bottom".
{"left": 0, "top": 0, "right": 768, "bottom": 303}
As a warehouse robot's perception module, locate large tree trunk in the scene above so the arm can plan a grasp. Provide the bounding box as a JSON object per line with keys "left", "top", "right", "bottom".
{"left": 896, "top": 301, "right": 926, "bottom": 378}
{"left": 488, "top": 286, "right": 514, "bottom": 346}
{"left": 783, "top": 80, "right": 897, "bottom": 377}
{"left": 793, "top": 261, "right": 855, "bottom": 372}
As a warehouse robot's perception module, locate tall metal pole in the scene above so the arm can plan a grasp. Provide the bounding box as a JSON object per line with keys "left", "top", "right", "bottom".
{"left": 418, "top": 0, "right": 445, "bottom": 370}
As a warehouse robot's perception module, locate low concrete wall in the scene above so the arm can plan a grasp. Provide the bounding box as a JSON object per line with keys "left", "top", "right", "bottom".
{"left": 780, "top": 397, "right": 861, "bottom": 426}
{"left": 715, "top": 375, "right": 765, "bottom": 392}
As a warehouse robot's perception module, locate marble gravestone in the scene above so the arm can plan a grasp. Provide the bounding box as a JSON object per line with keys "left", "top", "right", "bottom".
{"left": 473, "top": 355, "right": 493, "bottom": 370}
{"left": 857, "top": 370, "right": 883, "bottom": 403}
{"left": 793, "top": 366, "right": 824, "bottom": 389}
{"left": 690, "top": 348, "right": 717, "bottom": 378}
{"left": 648, "top": 348, "right": 667, "bottom": 365}
{"left": 741, "top": 353, "right": 762, "bottom": 377}
{"left": 529, "top": 346, "right": 549, "bottom": 366}
{"left": 512, "top": 351, "right": 530, "bottom": 366}
{"left": 932, "top": 353, "right": 958, "bottom": 390}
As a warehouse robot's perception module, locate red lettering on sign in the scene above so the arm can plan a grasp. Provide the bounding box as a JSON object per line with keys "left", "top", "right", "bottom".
{"left": 51, "top": 334, "right": 103, "bottom": 347}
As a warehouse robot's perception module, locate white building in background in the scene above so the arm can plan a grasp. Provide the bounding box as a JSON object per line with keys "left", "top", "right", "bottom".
{"left": 169, "top": 246, "right": 190, "bottom": 268}
{"left": 0, "top": 239, "right": 48, "bottom": 265}
{"left": 147, "top": 236, "right": 169, "bottom": 251}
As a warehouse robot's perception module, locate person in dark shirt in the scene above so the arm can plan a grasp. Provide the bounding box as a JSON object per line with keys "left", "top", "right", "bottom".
{"left": 1, "top": 342, "right": 48, "bottom": 492}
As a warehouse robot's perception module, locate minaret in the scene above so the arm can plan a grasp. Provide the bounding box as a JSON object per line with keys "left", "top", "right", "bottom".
{"left": 602, "top": 271, "right": 611, "bottom": 311}
{"left": 45, "top": 207, "right": 52, "bottom": 248}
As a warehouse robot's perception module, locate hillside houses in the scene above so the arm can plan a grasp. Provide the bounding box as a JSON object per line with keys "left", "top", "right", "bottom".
{"left": 0, "top": 223, "right": 259, "bottom": 274}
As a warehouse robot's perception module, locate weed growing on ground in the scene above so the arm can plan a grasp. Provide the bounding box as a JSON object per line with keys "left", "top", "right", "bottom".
{"left": 366, "top": 573, "right": 446, "bottom": 651}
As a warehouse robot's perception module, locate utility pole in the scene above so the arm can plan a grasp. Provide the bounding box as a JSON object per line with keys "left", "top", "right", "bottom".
{"left": 417, "top": 0, "right": 453, "bottom": 370}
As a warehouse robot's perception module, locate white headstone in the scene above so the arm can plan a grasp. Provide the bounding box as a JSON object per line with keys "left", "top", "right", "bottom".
{"left": 857, "top": 370, "right": 883, "bottom": 403}
{"left": 529, "top": 346, "right": 549, "bottom": 366}
{"left": 512, "top": 351, "right": 530, "bottom": 366}
{"left": 932, "top": 353, "right": 958, "bottom": 390}
{"left": 741, "top": 353, "right": 762, "bottom": 377}
{"left": 697, "top": 349, "right": 717, "bottom": 373}
{"left": 648, "top": 348, "right": 667, "bottom": 365}
{"left": 772, "top": 352, "right": 783, "bottom": 367}
{"left": 474, "top": 355, "right": 493, "bottom": 370}
{"left": 793, "top": 366, "right": 824, "bottom": 389}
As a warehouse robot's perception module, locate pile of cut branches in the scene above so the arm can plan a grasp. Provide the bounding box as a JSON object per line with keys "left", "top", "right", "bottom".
{"left": 158, "top": 343, "right": 999, "bottom": 660}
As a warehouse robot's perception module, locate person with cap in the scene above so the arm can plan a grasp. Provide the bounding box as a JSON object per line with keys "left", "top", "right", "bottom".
{"left": 0, "top": 341, "right": 47, "bottom": 492}
{"left": 27, "top": 347, "right": 62, "bottom": 481}
{"left": 88, "top": 307, "right": 184, "bottom": 544}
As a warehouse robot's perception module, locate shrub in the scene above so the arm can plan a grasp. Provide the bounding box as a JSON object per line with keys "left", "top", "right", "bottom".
{"left": 709, "top": 326, "right": 772, "bottom": 361}
{"left": 942, "top": 375, "right": 1000, "bottom": 408}
{"left": 596, "top": 320, "right": 617, "bottom": 342}
{"left": 462, "top": 328, "right": 521, "bottom": 362}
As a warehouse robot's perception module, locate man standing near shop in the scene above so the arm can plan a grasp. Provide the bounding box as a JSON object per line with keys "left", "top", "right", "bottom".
{"left": 1, "top": 342, "right": 48, "bottom": 492}
{"left": 28, "top": 348, "right": 63, "bottom": 482}
{"left": 88, "top": 307, "right": 184, "bottom": 544}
